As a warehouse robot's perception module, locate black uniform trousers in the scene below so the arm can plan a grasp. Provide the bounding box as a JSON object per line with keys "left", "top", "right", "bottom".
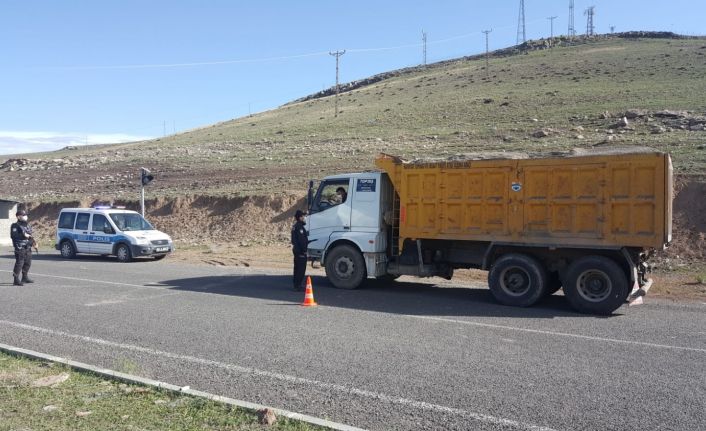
{"left": 293, "top": 255, "right": 307, "bottom": 290}
{"left": 13, "top": 247, "right": 32, "bottom": 279}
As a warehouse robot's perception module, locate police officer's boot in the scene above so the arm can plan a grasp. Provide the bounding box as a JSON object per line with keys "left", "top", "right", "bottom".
{"left": 13, "top": 274, "right": 23, "bottom": 286}
{"left": 21, "top": 273, "right": 34, "bottom": 284}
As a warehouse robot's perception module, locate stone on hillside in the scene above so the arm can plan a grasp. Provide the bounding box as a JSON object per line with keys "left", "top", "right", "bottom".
{"left": 651, "top": 125, "right": 667, "bottom": 134}
{"left": 690, "top": 123, "right": 705, "bottom": 131}
{"left": 610, "top": 117, "right": 629, "bottom": 129}
{"left": 599, "top": 111, "right": 611, "bottom": 119}
{"left": 654, "top": 110, "right": 687, "bottom": 118}
{"left": 532, "top": 129, "right": 550, "bottom": 138}
{"left": 624, "top": 109, "right": 648, "bottom": 119}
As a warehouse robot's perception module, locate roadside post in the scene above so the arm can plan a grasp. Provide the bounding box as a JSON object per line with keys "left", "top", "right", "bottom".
{"left": 140, "top": 167, "right": 154, "bottom": 217}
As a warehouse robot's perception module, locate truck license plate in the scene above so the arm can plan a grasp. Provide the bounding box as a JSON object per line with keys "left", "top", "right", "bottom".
{"left": 155, "top": 247, "right": 169, "bottom": 252}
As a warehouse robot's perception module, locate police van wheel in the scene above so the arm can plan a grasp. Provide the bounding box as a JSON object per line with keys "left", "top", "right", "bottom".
{"left": 116, "top": 244, "right": 132, "bottom": 263}
{"left": 59, "top": 241, "right": 76, "bottom": 259}
{"left": 325, "top": 245, "right": 366, "bottom": 290}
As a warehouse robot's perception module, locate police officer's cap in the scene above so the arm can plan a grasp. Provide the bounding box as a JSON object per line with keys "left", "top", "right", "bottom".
{"left": 294, "top": 210, "right": 307, "bottom": 219}
{"left": 16, "top": 209, "right": 27, "bottom": 216}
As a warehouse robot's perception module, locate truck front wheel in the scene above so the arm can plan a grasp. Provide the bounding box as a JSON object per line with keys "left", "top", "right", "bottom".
{"left": 563, "top": 256, "right": 629, "bottom": 315}
{"left": 488, "top": 253, "right": 547, "bottom": 307}
{"left": 325, "top": 245, "right": 366, "bottom": 289}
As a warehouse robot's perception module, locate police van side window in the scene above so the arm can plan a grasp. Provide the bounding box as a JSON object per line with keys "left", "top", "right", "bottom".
{"left": 75, "top": 213, "right": 90, "bottom": 230}
{"left": 58, "top": 212, "right": 76, "bottom": 229}
{"left": 92, "top": 214, "right": 113, "bottom": 233}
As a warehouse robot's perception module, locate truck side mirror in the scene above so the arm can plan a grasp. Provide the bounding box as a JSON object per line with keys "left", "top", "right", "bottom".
{"left": 307, "top": 180, "right": 314, "bottom": 211}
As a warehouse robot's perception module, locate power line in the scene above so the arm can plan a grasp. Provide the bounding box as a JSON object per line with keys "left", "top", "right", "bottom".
{"left": 516, "top": 0, "right": 526, "bottom": 45}
{"left": 329, "top": 50, "right": 345, "bottom": 118}
{"left": 568, "top": 0, "right": 576, "bottom": 37}
{"left": 482, "top": 29, "right": 492, "bottom": 77}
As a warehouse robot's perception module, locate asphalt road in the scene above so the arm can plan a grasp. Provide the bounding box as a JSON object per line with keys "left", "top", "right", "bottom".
{"left": 0, "top": 253, "right": 704, "bottom": 431}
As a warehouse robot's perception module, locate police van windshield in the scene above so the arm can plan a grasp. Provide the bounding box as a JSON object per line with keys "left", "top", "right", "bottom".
{"left": 109, "top": 213, "right": 154, "bottom": 231}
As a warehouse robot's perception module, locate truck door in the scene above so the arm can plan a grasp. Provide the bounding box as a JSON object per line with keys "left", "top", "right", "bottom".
{"left": 307, "top": 178, "right": 352, "bottom": 251}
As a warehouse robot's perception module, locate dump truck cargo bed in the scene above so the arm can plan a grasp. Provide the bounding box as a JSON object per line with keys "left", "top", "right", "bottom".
{"left": 376, "top": 149, "right": 672, "bottom": 250}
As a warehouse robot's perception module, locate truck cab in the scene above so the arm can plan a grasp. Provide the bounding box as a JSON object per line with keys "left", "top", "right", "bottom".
{"left": 306, "top": 172, "right": 393, "bottom": 288}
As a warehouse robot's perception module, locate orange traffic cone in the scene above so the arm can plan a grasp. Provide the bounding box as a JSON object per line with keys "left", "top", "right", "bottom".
{"left": 301, "top": 276, "right": 317, "bottom": 307}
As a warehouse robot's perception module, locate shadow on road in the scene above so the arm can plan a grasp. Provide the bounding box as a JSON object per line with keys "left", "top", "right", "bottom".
{"left": 0, "top": 252, "right": 158, "bottom": 264}
{"left": 156, "top": 273, "right": 599, "bottom": 319}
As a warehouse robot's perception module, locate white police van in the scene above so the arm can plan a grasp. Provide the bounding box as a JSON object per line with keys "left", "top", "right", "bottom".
{"left": 55, "top": 206, "right": 173, "bottom": 262}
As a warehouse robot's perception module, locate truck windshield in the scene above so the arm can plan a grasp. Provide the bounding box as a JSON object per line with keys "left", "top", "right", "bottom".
{"left": 311, "top": 179, "right": 349, "bottom": 213}
{"left": 109, "top": 213, "right": 154, "bottom": 231}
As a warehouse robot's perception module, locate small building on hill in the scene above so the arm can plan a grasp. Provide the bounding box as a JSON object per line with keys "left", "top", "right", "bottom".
{"left": 0, "top": 200, "right": 19, "bottom": 246}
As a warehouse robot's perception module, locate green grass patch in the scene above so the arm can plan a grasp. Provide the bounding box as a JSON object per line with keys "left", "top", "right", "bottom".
{"left": 0, "top": 351, "right": 325, "bottom": 431}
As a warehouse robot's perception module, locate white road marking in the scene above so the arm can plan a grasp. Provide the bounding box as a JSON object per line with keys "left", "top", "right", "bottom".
{"left": 0, "top": 319, "right": 558, "bottom": 431}
{"left": 83, "top": 292, "right": 181, "bottom": 307}
{"left": 403, "top": 315, "right": 706, "bottom": 354}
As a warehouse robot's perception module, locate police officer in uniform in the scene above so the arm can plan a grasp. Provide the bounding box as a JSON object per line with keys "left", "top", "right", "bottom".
{"left": 291, "top": 210, "right": 309, "bottom": 291}
{"left": 10, "top": 209, "right": 34, "bottom": 286}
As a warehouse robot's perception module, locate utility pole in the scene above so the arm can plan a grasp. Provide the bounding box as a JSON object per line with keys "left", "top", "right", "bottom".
{"left": 329, "top": 50, "right": 346, "bottom": 117}
{"left": 547, "top": 16, "right": 557, "bottom": 47}
{"left": 482, "top": 29, "right": 492, "bottom": 76}
{"left": 516, "top": 0, "right": 526, "bottom": 45}
{"left": 568, "top": 0, "right": 576, "bottom": 36}
{"left": 422, "top": 30, "right": 427, "bottom": 65}
{"left": 585, "top": 6, "right": 595, "bottom": 36}
{"left": 163, "top": 120, "right": 166, "bottom": 137}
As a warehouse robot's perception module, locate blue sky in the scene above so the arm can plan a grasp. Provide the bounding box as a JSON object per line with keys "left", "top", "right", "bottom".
{"left": 2, "top": 0, "right": 704, "bottom": 155}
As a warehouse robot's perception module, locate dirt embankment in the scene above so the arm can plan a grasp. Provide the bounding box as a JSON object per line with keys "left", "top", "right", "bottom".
{"left": 662, "top": 176, "right": 706, "bottom": 262}
{"left": 27, "top": 194, "right": 307, "bottom": 247}
{"left": 25, "top": 177, "right": 706, "bottom": 264}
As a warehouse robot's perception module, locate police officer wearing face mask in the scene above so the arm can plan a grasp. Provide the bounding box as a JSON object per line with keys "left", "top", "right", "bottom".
{"left": 291, "top": 210, "right": 309, "bottom": 291}
{"left": 10, "top": 209, "right": 34, "bottom": 286}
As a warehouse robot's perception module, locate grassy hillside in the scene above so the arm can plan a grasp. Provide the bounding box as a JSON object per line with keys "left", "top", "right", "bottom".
{"left": 2, "top": 34, "right": 706, "bottom": 202}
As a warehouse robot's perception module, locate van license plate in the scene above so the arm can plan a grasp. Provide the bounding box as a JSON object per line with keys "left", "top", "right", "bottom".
{"left": 155, "top": 247, "right": 169, "bottom": 252}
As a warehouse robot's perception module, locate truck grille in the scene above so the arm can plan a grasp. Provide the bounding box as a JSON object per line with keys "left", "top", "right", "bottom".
{"left": 151, "top": 240, "right": 168, "bottom": 245}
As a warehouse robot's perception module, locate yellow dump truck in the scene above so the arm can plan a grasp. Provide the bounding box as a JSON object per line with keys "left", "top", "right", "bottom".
{"left": 305, "top": 148, "right": 672, "bottom": 314}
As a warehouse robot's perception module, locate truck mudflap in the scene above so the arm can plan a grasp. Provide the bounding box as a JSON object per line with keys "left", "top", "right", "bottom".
{"left": 628, "top": 278, "right": 653, "bottom": 306}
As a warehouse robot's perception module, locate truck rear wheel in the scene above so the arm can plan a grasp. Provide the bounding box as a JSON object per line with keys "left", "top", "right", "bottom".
{"left": 488, "top": 254, "right": 547, "bottom": 307}
{"left": 325, "top": 245, "right": 366, "bottom": 289}
{"left": 563, "top": 256, "right": 629, "bottom": 315}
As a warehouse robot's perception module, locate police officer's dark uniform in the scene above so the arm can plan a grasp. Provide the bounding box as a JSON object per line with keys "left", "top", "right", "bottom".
{"left": 291, "top": 210, "right": 309, "bottom": 291}
{"left": 10, "top": 209, "right": 34, "bottom": 286}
